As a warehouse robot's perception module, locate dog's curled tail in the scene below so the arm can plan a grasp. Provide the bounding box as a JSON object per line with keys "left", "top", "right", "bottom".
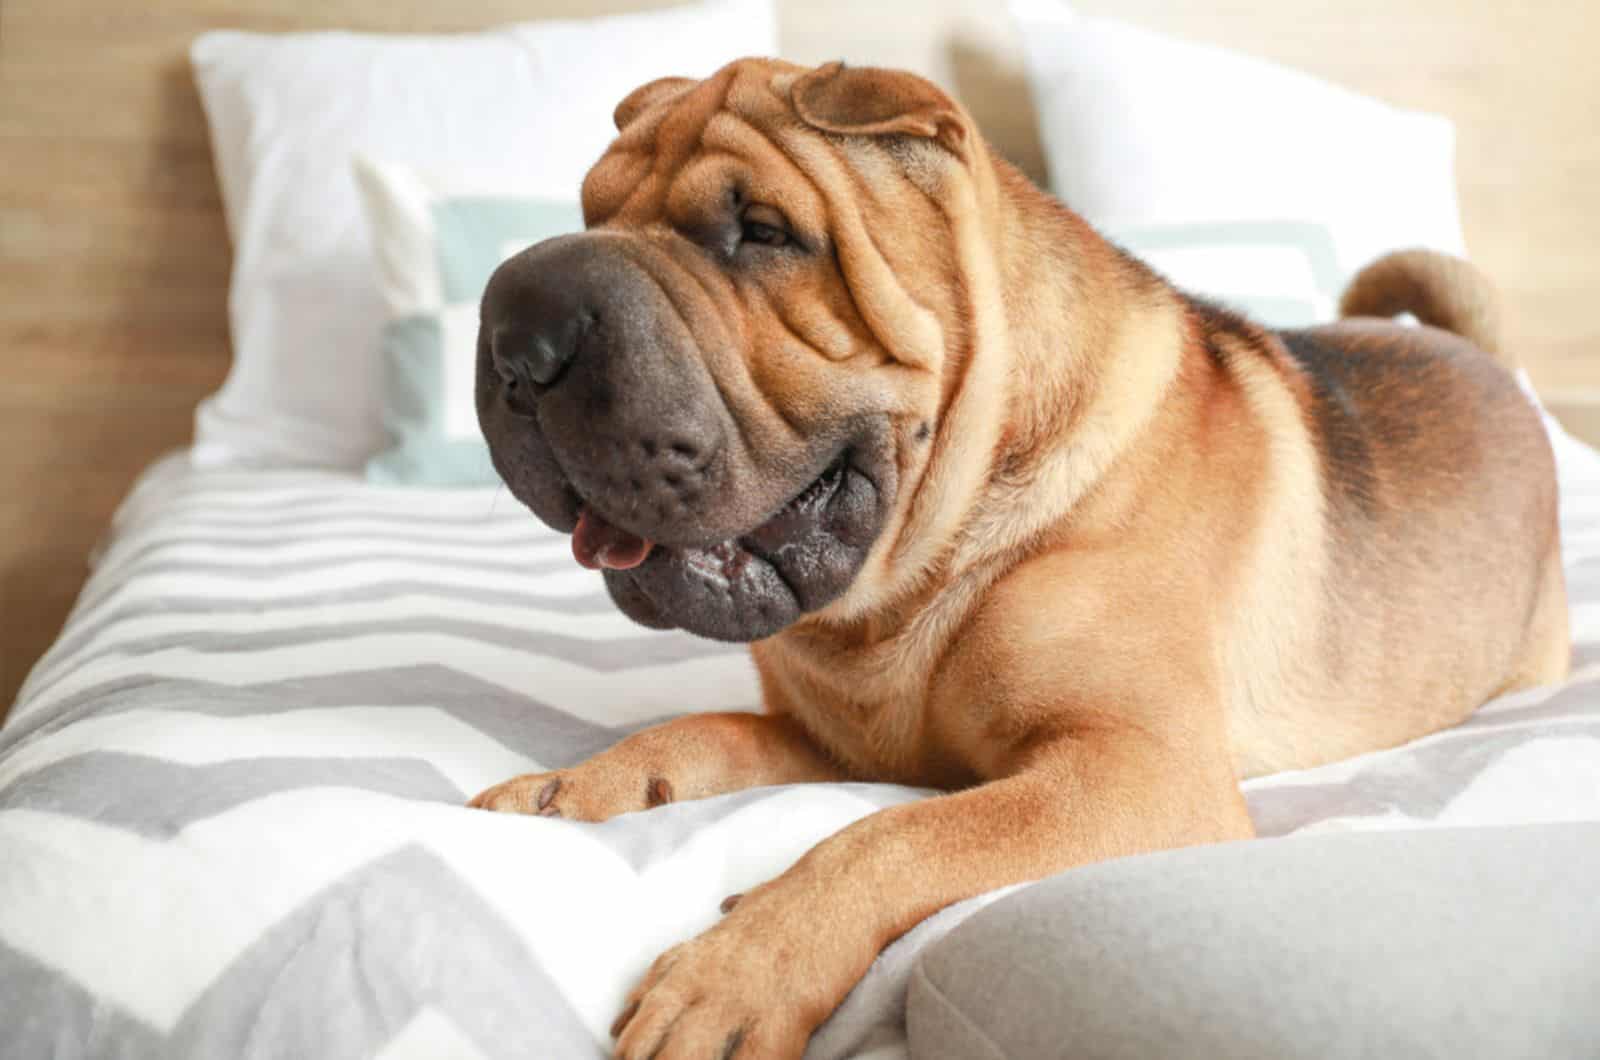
{"left": 1339, "top": 249, "right": 1506, "bottom": 364}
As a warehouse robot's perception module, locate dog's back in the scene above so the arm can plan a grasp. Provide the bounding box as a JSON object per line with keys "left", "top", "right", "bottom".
{"left": 1230, "top": 251, "right": 1568, "bottom": 772}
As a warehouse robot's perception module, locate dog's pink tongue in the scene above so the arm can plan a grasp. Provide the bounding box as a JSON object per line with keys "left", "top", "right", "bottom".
{"left": 572, "top": 507, "right": 654, "bottom": 571}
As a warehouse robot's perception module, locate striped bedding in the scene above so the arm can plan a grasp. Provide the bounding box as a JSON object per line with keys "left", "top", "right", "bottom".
{"left": 4, "top": 409, "right": 1600, "bottom": 1060}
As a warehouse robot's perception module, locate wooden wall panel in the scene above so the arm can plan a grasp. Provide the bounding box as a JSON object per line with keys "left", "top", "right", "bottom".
{"left": 3, "top": 0, "right": 1598, "bottom": 713}
{"left": 0, "top": 0, "right": 681, "bottom": 711}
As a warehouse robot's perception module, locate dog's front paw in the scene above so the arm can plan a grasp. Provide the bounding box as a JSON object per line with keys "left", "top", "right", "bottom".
{"left": 612, "top": 895, "right": 842, "bottom": 1059}
{"left": 468, "top": 766, "right": 676, "bottom": 821}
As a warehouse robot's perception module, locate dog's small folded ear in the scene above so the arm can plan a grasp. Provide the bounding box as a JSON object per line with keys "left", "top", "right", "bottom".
{"left": 791, "top": 62, "right": 967, "bottom": 158}
{"left": 613, "top": 76, "right": 697, "bottom": 131}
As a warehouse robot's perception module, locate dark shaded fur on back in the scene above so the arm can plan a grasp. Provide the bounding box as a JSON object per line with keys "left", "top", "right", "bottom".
{"left": 1182, "top": 294, "right": 1507, "bottom": 529}
{"left": 1279, "top": 321, "right": 1516, "bottom": 526}
{"left": 1275, "top": 327, "right": 1389, "bottom": 519}
{"left": 1184, "top": 295, "right": 1376, "bottom": 516}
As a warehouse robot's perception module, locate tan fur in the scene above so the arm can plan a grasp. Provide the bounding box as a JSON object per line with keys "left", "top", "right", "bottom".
{"left": 471, "top": 60, "right": 1569, "bottom": 1059}
{"left": 1212, "top": 323, "right": 1336, "bottom": 775}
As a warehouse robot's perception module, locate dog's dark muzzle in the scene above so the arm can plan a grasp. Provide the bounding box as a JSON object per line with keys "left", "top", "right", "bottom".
{"left": 477, "top": 233, "right": 737, "bottom": 549}
{"left": 476, "top": 232, "right": 896, "bottom": 642}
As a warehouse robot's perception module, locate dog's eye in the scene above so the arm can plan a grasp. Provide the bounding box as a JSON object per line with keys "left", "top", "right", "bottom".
{"left": 739, "top": 205, "right": 793, "bottom": 249}
{"left": 742, "top": 220, "right": 789, "bottom": 247}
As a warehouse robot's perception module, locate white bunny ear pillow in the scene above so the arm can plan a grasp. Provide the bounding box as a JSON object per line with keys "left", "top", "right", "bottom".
{"left": 188, "top": 0, "right": 778, "bottom": 472}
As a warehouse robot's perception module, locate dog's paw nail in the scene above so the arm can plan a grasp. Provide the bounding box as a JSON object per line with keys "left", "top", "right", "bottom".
{"left": 719, "top": 892, "right": 742, "bottom": 914}
{"left": 537, "top": 778, "right": 561, "bottom": 810}
{"left": 646, "top": 776, "right": 674, "bottom": 807}
{"left": 537, "top": 805, "right": 561, "bottom": 818}
{"left": 610, "top": 999, "right": 640, "bottom": 1038}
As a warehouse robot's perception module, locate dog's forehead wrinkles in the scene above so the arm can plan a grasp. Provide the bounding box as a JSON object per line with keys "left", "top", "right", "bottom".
{"left": 586, "top": 70, "right": 735, "bottom": 225}
{"left": 693, "top": 112, "right": 828, "bottom": 229}
{"left": 598, "top": 61, "right": 810, "bottom": 220}
{"left": 588, "top": 60, "right": 956, "bottom": 380}
{"left": 769, "top": 122, "right": 948, "bottom": 371}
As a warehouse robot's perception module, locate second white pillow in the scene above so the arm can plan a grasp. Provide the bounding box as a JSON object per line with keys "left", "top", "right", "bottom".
{"left": 1010, "top": 0, "right": 1467, "bottom": 286}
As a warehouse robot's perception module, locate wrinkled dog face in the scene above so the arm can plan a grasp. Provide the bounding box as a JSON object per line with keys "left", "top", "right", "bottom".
{"left": 477, "top": 59, "right": 970, "bottom": 641}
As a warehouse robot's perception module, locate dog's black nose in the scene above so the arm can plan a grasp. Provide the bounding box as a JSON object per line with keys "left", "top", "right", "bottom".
{"left": 485, "top": 235, "right": 616, "bottom": 396}
{"left": 479, "top": 231, "right": 738, "bottom": 540}
{"left": 491, "top": 307, "right": 590, "bottom": 393}
{"left": 489, "top": 312, "right": 592, "bottom": 393}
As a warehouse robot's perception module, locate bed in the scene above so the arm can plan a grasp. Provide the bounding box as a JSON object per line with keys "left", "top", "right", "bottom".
{"left": 3, "top": 408, "right": 1599, "bottom": 1058}
{"left": 5, "top": 1, "right": 1600, "bottom": 1057}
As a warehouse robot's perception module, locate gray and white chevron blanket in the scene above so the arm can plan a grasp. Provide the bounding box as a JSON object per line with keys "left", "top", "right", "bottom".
{"left": 6, "top": 413, "right": 1600, "bottom": 1059}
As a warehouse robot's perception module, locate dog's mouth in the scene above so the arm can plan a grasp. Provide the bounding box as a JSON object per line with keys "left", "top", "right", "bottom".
{"left": 547, "top": 450, "right": 876, "bottom": 642}
{"left": 568, "top": 454, "right": 849, "bottom": 575}
{"left": 570, "top": 508, "right": 655, "bottom": 572}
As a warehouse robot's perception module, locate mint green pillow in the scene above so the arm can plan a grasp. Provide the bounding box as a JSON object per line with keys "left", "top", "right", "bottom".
{"left": 1106, "top": 220, "right": 1345, "bottom": 328}
{"left": 354, "top": 157, "right": 585, "bottom": 485}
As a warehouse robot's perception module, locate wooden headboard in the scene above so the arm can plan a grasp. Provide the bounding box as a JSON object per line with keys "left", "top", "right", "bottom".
{"left": 3, "top": 0, "right": 1597, "bottom": 708}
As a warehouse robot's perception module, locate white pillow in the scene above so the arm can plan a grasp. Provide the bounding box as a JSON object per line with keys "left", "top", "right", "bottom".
{"left": 190, "top": 0, "right": 778, "bottom": 470}
{"left": 1009, "top": 0, "right": 1467, "bottom": 282}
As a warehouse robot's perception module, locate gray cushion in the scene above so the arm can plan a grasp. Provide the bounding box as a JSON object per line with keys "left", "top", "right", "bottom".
{"left": 907, "top": 823, "right": 1600, "bottom": 1060}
